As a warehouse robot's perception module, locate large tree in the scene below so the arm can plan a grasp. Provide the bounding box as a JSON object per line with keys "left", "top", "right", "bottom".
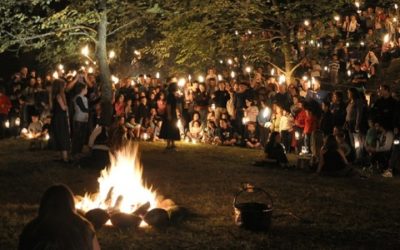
{"left": 0, "top": 0, "right": 160, "bottom": 102}
{"left": 149, "top": 0, "right": 353, "bottom": 82}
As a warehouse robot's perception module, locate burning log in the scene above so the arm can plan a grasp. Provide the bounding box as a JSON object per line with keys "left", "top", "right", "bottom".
{"left": 85, "top": 208, "right": 110, "bottom": 230}
{"left": 113, "top": 195, "right": 124, "bottom": 211}
{"left": 144, "top": 208, "right": 170, "bottom": 228}
{"left": 132, "top": 202, "right": 151, "bottom": 217}
{"left": 104, "top": 187, "right": 114, "bottom": 208}
{"left": 75, "top": 142, "right": 172, "bottom": 229}
{"left": 110, "top": 212, "right": 142, "bottom": 228}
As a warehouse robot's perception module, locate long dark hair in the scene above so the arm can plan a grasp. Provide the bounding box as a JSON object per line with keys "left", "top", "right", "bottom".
{"left": 348, "top": 88, "right": 359, "bottom": 101}
{"left": 168, "top": 82, "right": 178, "bottom": 93}
{"left": 38, "top": 184, "right": 75, "bottom": 218}
{"left": 51, "top": 79, "right": 66, "bottom": 99}
{"left": 267, "top": 131, "right": 280, "bottom": 146}
{"left": 19, "top": 184, "right": 95, "bottom": 250}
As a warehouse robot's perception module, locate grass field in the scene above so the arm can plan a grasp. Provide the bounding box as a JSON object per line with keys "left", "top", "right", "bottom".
{"left": 1, "top": 139, "right": 400, "bottom": 249}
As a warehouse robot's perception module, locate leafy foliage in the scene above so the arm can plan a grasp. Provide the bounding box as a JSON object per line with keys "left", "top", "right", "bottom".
{"left": 145, "top": 0, "right": 352, "bottom": 74}
{"left": 0, "top": 0, "right": 397, "bottom": 74}
{"left": 0, "top": 0, "right": 156, "bottom": 67}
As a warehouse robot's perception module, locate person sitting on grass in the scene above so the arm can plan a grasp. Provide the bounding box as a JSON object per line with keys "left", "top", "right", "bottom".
{"left": 204, "top": 120, "right": 218, "bottom": 144}
{"left": 26, "top": 112, "right": 43, "bottom": 149}
{"left": 335, "top": 131, "right": 352, "bottom": 161}
{"left": 19, "top": 184, "right": 100, "bottom": 250}
{"left": 264, "top": 131, "right": 289, "bottom": 167}
{"left": 215, "top": 119, "right": 237, "bottom": 146}
{"left": 188, "top": 111, "right": 203, "bottom": 132}
{"left": 365, "top": 121, "right": 394, "bottom": 177}
{"left": 317, "top": 135, "right": 355, "bottom": 177}
{"left": 125, "top": 116, "right": 140, "bottom": 140}
{"left": 186, "top": 120, "right": 203, "bottom": 143}
{"left": 244, "top": 122, "right": 261, "bottom": 149}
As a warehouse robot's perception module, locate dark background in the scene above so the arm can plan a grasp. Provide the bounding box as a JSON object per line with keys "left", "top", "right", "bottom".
{"left": 0, "top": 52, "right": 37, "bottom": 82}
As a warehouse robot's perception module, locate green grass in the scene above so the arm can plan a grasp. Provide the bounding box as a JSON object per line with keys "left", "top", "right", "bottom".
{"left": 1, "top": 139, "right": 400, "bottom": 249}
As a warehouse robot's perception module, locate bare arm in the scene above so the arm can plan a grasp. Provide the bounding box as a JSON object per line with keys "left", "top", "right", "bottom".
{"left": 57, "top": 95, "right": 68, "bottom": 111}
{"left": 338, "top": 149, "right": 349, "bottom": 165}
{"left": 92, "top": 236, "right": 101, "bottom": 250}
{"left": 66, "top": 76, "right": 79, "bottom": 91}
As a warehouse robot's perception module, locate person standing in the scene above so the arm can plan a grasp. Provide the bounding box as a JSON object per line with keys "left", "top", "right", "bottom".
{"left": 212, "top": 81, "right": 230, "bottom": 123}
{"left": 193, "top": 83, "right": 210, "bottom": 124}
{"left": 371, "top": 85, "right": 397, "bottom": 130}
{"left": 159, "top": 82, "right": 181, "bottom": 150}
{"left": 72, "top": 83, "right": 89, "bottom": 158}
{"left": 328, "top": 54, "right": 340, "bottom": 85}
{"left": 51, "top": 79, "right": 71, "bottom": 163}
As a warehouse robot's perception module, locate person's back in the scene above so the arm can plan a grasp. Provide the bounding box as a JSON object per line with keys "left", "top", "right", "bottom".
{"left": 18, "top": 184, "right": 100, "bottom": 250}
{"left": 19, "top": 213, "right": 94, "bottom": 250}
{"left": 264, "top": 132, "right": 288, "bottom": 165}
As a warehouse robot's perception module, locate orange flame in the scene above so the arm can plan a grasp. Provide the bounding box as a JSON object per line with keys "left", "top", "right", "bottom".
{"left": 76, "top": 142, "right": 160, "bottom": 224}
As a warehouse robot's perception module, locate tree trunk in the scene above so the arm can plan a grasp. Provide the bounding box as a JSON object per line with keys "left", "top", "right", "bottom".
{"left": 97, "top": 0, "right": 112, "bottom": 102}
{"left": 283, "top": 40, "right": 293, "bottom": 85}
{"left": 97, "top": 0, "right": 113, "bottom": 125}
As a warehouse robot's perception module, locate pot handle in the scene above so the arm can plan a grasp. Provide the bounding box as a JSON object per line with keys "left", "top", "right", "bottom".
{"left": 233, "top": 183, "right": 273, "bottom": 208}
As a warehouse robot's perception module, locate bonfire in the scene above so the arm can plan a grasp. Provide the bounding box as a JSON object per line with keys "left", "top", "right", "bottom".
{"left": 75, "top": 142, "right": 183, "bottom": 229}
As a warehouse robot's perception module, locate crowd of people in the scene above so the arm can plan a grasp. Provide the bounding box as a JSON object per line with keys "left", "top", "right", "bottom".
{"left": 0, "top": 61, "right": 399, "bottom": 177}
{"left": 0, "top": 5, "right": 399, "bottom": 180}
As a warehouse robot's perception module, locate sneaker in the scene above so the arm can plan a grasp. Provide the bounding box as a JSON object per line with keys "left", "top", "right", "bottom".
{"left": 382, "top": 170, "right": 393, "bottom": 178}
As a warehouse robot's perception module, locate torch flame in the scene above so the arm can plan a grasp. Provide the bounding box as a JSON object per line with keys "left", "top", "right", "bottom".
{"left": 76, "top": 143, "right": 160, "bottom": 226}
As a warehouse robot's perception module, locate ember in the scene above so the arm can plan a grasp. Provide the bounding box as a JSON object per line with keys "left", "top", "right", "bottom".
{"left": 76, "top": 142, "right": 173, "bottom": 229}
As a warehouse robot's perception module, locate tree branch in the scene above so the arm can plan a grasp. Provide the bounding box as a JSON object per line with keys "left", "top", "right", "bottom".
{"left": 69, "top": 32, "right": 98, "bottom": 43}
{"left": 289, "top": 59, "right": 305, "bottom": 75}
{"left": 265, "top": 60, "right": 284, "bottom": 75}
{"left": 107, "top": 19, "right": 137, "bottom": 36}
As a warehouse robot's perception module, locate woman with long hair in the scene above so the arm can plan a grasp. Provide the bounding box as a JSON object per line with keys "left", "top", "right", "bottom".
{"left": 264, "top": 131, "right": 289, "bottom": 167}
{"left": 317, "top": 135, "right": 354, "bottom": 176}
{"left": 19, "top": 184, "right": 100, "bottom": 250}
{"left": 51, "top": 79, "right": 71, "bottom": 163}
{"left": 159, "top": 82, "right": 181, "bottom": 150}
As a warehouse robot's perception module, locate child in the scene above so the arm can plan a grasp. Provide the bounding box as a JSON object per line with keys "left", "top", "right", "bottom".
{"left": 270, "top": 104, "right": 282, "bottom": 132}
{"left": 279, "top": 108, "right": 294, "bottom": 153}
{"left": 215, "top": 119, "right": 237, "bottom": 146}
{"left": 140, "top": 117, "right": 153, "bottom": 141}
{"left": 72, "top": 84, "right": 89, "bottom": 158}
{"left": 27, "top": 113, "right": 43, "bottom": 149}
{"left": 204, "top": 120, "right": 217, "bottom": 144}
{"left": 244, "top": 99, "right": 259, "bottom": 123}
{"left": 244, "top": 122, "right": 261, "bottom": 149}
{"left": 125, "top": 116, "right": 140, "bottom": 140}
{"left": 186, "top": 120, "right": 203, "bottom": 143}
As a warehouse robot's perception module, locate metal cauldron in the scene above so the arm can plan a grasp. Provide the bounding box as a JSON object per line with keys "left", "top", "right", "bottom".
{"left": 233, "top": 184, "right": 273, "bottom": 231}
